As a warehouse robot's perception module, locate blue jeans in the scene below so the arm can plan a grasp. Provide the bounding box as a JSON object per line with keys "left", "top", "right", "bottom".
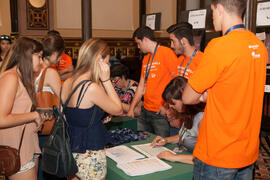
{"left": 193, "top": 158, "right": 254, "bottom": 180}
{"left": 138, "top": 107, "right": 170, "bottom": 137}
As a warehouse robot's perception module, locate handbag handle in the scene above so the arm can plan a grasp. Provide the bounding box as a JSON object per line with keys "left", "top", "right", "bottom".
{"left": 37, "top": 68, "right": 48, "bottom": 93}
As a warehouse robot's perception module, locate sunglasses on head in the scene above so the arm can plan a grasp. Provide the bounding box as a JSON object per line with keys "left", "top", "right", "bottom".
{"left": 0, "top": 35, "right": 11, "bottom": 41}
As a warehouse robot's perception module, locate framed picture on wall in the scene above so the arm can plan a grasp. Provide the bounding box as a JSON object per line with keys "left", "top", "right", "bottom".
{"left": 142, "top": 13, "right": 161, "bottom": 31}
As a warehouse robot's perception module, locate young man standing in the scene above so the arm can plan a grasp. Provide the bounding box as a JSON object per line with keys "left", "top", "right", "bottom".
{"left": 166, "top": 23, "right": 204, "bottom": 135}
{"left": 127, "top": 26, "right": 178, "bottom": 137}
{"left": 167, "top": 22, "right": 203, "bottom": 79}
{"left": 182, "top": 0, "right": 268, "bottom": 179}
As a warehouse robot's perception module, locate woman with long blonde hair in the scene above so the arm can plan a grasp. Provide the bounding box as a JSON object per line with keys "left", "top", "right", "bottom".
{"left": 62, "top": 38, "right": 122, "bottom": 180}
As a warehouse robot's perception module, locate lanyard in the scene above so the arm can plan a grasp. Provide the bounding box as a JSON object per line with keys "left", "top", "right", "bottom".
{"left": 224, "top": 24, "right": 245, "bottom": 36}
{"left": 179, "top": 49, "right": 198, "bottom": 77}
{"left": 121, "top": 80, "right": 131, "bottom": 100}
{"left": 178, "top": 123, "right": 186, "bottom": 148}
{"left": 145, "top": 44, "right": 159, "bottom": 84}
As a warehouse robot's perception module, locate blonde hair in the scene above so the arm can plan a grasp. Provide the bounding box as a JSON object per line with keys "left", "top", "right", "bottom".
{"left": 73, "top": 38, "right": 110, "bottom": 83}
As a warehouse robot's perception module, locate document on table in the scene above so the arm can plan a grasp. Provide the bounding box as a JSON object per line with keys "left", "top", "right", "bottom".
{"left": 105, "top": 145, "right": 145, "bottom": 163}
{"left": 117, "top": 157, "right": 172, "bottom": 176}
{"left": 132, "top": 143, "right": 175, "bottom": 157}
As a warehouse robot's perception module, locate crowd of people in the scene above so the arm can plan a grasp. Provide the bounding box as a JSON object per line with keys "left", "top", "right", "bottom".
{"left": 0, "top": 0, "right": 268, "bottom": 179}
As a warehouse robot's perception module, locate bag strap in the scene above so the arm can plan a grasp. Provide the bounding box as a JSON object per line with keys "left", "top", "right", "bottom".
{"left": 18, "top": 125, "right": 26, "bottom": 153}
{"left": 37, "top": 68, "right": 48, "bottom": 92}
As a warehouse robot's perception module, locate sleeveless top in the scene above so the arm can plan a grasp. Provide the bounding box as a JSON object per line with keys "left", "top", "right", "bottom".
{"left": 0, "top": 68, "right": 41, "bottom": 166}
{"left": 35, "top": 68, "right": 54, "bottom": 94}
{"left": 64, "top": 81, "right": 110, "bottom": 153}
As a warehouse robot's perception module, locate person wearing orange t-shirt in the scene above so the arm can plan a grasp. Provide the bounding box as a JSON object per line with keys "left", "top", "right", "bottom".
{"left": 165, "top": 23, "right": 204, "bottom": 136}
{"left": 127, "top": 26, "right": 178, "bottom": 137}
{"left": 182, "top": 0, "right": 268, "bottom": 179}
{"left": 54, "top": 53, "right": 74, "bottom": 84}
{"left": 167, "top": 22, "right": 203, "bottom": 79}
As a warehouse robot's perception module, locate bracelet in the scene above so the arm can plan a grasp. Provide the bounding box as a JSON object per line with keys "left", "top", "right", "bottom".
{"left": 101, "top": 79, "right": 110, "bottom": 83}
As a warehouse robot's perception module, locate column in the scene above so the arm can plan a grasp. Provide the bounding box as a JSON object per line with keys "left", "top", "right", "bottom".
{"left": 81, "top": 0, "right": 92, "bottom": 43}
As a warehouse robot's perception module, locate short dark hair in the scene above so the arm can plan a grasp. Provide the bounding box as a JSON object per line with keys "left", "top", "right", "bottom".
{"left": 47, "top": 30, "right": 60, "bottom": 36}
{"left": 211, "top": 0, "right": 246, "bottom": 17}
{"left": 167, "top": 22, "right": 194, "bottom": 46}
{"left": 132, "top": 26, "right": 156, "bottom": 41}
{"left": 42, "top": 34, "right": 65, "bottom": 59}
{"left": 110, "top": 64, "right": 129, "bottom": 80}
{"left": 162, "top": 76, "right": 205, "bottom": 129}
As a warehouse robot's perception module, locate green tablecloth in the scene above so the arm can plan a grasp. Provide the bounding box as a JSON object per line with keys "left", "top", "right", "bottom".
{"left": 106, "top": 116, "right": 137, "bottom": 131}
{"left": 106, "top": 134, "right": 193, "bottom": 180}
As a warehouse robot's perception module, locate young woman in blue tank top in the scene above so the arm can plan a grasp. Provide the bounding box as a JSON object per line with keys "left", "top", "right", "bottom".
{"left": 61, "top": 39, "right": 123, "bottom": 180}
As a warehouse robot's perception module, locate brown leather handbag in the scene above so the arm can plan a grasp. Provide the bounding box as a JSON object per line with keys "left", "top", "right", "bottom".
{"left": 36, "top": 68, "right": 59, "bottom": 135}
{"left": 0, "top": 126, "right": 26, "bottom": 176}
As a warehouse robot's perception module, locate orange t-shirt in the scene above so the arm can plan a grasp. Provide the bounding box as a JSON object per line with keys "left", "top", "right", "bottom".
{"left": 141, "top": 45, "right": 178, "bottom": 112}
{"left": 51, "top": 53, "right": 73, "bottom": 71}
{"left": 176, "top": 51, "right": 203, "bottom": 79}
{"left": 51, "top": 53, "right": 73, "bottom": 84}
{"left": 189, "top": 30, "right": 268, "bottom": 168}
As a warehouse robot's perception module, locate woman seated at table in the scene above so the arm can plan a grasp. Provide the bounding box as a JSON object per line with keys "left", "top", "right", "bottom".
{"left": 151, "top": 76, "right": 205, "bottom": 164}
{"left": 110, "top": 64, "right": 142, "bottom": 116}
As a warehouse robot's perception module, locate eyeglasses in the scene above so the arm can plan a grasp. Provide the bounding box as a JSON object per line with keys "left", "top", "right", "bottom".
{"left": 111, "top": 77, "right": 121, "bottom": 84}
{"left": 0, "top": 35, "right": 11, "bottom": 41}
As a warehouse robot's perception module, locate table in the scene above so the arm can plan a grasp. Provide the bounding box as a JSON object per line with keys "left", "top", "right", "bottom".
{"left": 106, "top": 134, "right": 193, "bottom": 180}
{"left": 106, "top": 116, "right": 137, "bottom": 131}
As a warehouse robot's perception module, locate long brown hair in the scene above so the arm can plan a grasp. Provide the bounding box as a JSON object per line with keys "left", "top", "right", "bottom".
{"left": 162, "top": 76, "right": 205, "bottom": 129}
{"left": 72, "top": 38, "right": 110, "bottom": 83}
{"left": 0, "top": 37, "right": 43, "bottom": 107}
{"left": 42, "top": 34, "right": 64, "bottom": 60}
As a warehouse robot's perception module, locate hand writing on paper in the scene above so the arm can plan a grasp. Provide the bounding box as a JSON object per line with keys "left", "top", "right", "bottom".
{"left": 151, "top": 136, "right": 167, "bottom": 147}
{"left": 157, "top": 151, "right": 176, "bottom": 162}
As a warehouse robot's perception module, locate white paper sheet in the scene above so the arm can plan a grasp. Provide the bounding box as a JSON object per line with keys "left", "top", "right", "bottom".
{"left": 105, "top": 145, "right": 145, "bottom": 163}
{"left": 132, "top": 143, "right": 175, "bottom": 157}
{"left": 117, "top": 157, "right": 172, "bottom": 176}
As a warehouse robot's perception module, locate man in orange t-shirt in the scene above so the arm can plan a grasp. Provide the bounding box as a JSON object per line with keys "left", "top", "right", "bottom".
{"left": 182, "top": 0, "right": 268, "bottom": 179}
{"left": 127, "top": 26, "right": 178, "bottom": 137}
{"left": 167, "top": 22, "right": 203, "bottom": 79}
{"left": 165, "top": 23, "right": 204, "bottom": 135}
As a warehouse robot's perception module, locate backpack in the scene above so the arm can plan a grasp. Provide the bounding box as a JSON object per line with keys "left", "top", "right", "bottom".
{"left": 41, "top": 80, "right": 90, "bottom": 177}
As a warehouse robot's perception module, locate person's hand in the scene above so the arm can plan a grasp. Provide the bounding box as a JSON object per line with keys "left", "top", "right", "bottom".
{"left": 33, "top": 112, "right": 44, "bottom": 132}
{"left": 157, "top": 151, "right": 176, "bottom": 162}
{"left": 127, "top": 109, "right": 135, "bottom": 118}
{"left": 98, "top": 56, "right": 110, "bottom": 82}
{"left": 103, "top": 115, "right": 112, "bottom": 124}
{"left": 150, "top": 136, "right": 167, "bottom": 147}
{"left": 166, "top": 108, "right": 177, "bottom": 120}
{"left": 157, "top": 105, "right": 168, "bottom": 116}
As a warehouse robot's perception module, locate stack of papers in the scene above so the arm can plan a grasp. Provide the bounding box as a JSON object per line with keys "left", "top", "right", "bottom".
{"left": 132, "top": 143, "right": 175, "bottom": 157}
{"left": 105, "top": 145, "right": 145, "bottom": 163}
{"left": 117, "top": 157, "right": 172, "bottom": 176}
